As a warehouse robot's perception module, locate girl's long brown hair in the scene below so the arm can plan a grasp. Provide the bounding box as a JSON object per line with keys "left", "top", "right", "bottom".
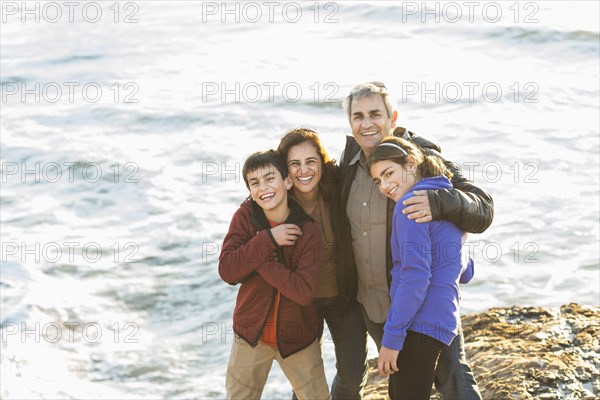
{"left": 366, "top": 136, "right": 453, "bottom": 180}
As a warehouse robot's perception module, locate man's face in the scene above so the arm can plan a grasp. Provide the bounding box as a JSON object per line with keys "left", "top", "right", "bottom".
{"left": 349, "top": 94, "right": 397, "bottom": 157}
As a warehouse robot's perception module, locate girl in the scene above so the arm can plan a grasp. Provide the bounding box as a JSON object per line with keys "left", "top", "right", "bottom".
{"left": 277, "top": 128, "right": 367, "bottom": 400}
{"left": 366, "top": 136, "right": 474, "bottom": 400}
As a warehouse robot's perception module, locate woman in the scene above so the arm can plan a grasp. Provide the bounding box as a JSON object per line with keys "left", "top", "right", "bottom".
{"left": 277, "top": 128, "right": 367, "bottom": 400}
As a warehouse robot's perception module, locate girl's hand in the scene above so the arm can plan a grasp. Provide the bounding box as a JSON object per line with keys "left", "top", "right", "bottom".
{"left": 377, "top": 346, "right": 400, "bottom": 377}
{"left": 270, "top": 224, "right": 302, "bottom": 246}
{"left": 402, "top": 190, "right": 432, "bottom": 223}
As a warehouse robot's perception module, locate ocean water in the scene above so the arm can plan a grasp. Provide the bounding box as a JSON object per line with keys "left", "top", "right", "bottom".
{"left": 1, "top": 1, "right": 599, "bottom": 398}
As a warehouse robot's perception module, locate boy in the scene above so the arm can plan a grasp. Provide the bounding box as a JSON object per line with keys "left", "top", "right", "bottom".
{"left": 219, "top": 149, "right": 330, "bottom": 400}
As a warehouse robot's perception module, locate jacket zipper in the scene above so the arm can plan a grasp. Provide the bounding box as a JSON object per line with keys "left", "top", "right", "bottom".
{"left": 275, "top": 290, "right": 282, "bottom": 354}
{"left": 255, "top": 287, "right": 277, "bottom": 342}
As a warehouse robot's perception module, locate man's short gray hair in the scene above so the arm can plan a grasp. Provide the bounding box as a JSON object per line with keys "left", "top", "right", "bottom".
{"left": 343, "top": 82, "right": 394, "bottom": 121}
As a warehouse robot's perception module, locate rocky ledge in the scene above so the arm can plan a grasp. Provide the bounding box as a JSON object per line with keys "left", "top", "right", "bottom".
{"left": 363, "top": 303, "right": 599, "bottom": 399}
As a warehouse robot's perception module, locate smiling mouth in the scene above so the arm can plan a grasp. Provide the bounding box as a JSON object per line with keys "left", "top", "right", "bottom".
{"left": 387, "top": 186, "right": 398, "bottom": 197}
{"left": 260, "top": 193, "right": 275, "bottom": 201}
{"left": 361, "top": 131, "right": 379, "bottom": 137}
{"left": 296, "top": 176, "right": 313, "bottom": 183}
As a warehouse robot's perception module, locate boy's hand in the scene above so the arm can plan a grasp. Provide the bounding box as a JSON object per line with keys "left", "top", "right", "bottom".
{"left": 378, "top": 345, "right": 400, "bottom": 377}
{"left": 270, "top": 224, "right": 302, "bottom": 246}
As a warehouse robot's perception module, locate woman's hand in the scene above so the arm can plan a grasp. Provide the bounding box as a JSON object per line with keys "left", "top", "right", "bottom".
{"left": 377, "top": 345, "right": 400, "bottom": 377}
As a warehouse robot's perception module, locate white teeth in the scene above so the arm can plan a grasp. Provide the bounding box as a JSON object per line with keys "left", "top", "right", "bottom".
{"left": 260, "top": 193, "right": 275, "bottom": 200}
{"left": 388, "top": 186, "right": 397, "bottom": 196}
{"left": 297, "top": 177, "right": 312, "bottom": 182}
{"left": 362, "top": 131, "right": 378, "bottom": 136}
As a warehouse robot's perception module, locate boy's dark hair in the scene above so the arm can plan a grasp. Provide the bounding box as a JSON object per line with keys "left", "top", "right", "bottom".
{"left": 242, "top": 149, "right": 288, "bottom": 189}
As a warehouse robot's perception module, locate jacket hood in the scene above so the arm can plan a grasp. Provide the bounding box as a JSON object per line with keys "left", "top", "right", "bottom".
{"left": 398, "top": 176, "right": 453, "bottom": 204}
{"left": 392, "top": 127, "right": 442, "bottom": 153}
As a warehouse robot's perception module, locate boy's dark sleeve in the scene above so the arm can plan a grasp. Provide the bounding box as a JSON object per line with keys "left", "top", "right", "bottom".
{"left": 256, "top": 222, "right": 322, "bottom": 306}
{"left": 427, "top": 156, "right": 495, "bottom": 234}
{"left": 218, "top": 206, "right": 277, "bottom": 285}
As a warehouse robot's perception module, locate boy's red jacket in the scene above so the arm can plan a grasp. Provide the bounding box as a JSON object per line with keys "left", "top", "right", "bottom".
{"left": 219, "top": 198, "right": 322, "bottom": 358}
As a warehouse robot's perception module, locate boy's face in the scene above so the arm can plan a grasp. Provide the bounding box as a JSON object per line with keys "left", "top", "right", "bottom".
{"left": 246, "top": 165, "right": 292, "bottom": 212}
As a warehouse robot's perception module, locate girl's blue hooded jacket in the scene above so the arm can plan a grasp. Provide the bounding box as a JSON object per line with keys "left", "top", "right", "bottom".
{"left": 382, "top": 175, "right": 475, "bottom": 351}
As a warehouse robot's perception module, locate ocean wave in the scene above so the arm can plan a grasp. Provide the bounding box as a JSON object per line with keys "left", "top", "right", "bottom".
{"left": 1, "top": 76, "right": 31, "bottom": 85}
{"left": 487, "top": 26, "right": 600, "bottom": 46}
{"left": 44, "top": 54, "right": 103, "bottom": 65}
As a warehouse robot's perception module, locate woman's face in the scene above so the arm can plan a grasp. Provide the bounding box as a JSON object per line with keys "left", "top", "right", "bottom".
{"left": 286, "top": 141, "right": 323, "bottom": 194}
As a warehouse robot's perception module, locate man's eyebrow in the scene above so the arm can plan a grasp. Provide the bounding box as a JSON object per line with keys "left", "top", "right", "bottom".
{"left": 352, "top": 108, "right": 383, "bottom": 116}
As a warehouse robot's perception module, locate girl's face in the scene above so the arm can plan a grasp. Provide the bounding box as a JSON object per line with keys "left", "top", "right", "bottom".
{"left": 370, "top": 159, "right": 417, "bottom": 203}
{"left": 286, "top": 141, "right": 323, "bottom": 194}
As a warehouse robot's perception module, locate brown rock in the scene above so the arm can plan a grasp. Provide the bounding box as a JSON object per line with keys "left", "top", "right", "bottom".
{"left": 363, "top": 303, "right": 599, "bottom": 399}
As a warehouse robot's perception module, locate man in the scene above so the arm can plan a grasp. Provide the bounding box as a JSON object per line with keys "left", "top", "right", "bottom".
{"left": 338, "top": 82, "right": 493, "bottom": 399}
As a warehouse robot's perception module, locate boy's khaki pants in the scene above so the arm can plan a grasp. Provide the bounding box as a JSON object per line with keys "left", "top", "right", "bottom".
{"left": 226, "top": 335, "right": 331, "bottom": 400}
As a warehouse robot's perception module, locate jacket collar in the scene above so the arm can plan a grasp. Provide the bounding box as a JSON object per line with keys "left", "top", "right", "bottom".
{"left": 349, "top": 149, "right": 361, "bottom": 166}
{"left": 343, "top": 126, "right": 441, "bottom": 163}
{"left": 346, "top": 127, "right": 413, "bottom": 167}
{"left": 392, "top": 126, "right": 410, "bottom": 139}
{"left": 248, "top": 196, "right": 313, "bottom": 231}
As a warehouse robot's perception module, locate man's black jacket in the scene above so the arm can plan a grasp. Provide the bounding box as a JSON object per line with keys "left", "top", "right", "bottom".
{"left": 336, "top": 127, "right": 494, "bottom": 301}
